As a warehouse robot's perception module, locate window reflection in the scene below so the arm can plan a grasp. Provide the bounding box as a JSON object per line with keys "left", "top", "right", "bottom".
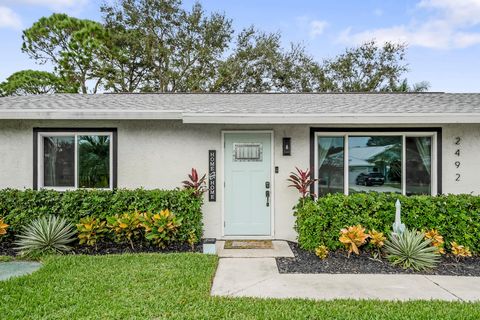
{"left": 406, "top": 137, "right": 431, "bottom": 195}
{"left": 348, "top": 136, "right": 402, "bottom": 194}
{"left": 318, "top": 137, "right": 344, "bottom": 196}
{"left": 43, "top": 136, "right": 75, "bottom": 187}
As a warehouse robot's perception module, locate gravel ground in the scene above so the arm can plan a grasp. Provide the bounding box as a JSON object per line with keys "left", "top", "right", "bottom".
{"left": 0, "top": 239, "right": 202, "bottom": 256}
{"left": 276, "top": 241, "right": 480, "bottom": 277}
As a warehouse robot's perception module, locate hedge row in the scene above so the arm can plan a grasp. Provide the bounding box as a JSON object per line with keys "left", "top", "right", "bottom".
{"left": 0, "top": 188, "right": 203, "bottom": 243}
{"left": 295, "top": 193, "right": 480, "bottom": 253}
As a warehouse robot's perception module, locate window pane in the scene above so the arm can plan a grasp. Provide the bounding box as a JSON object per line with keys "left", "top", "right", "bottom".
{"left": 406, "top": 137, "right": 431, "bottom": 195}
{"left": 43, "top": 136, "right": 75, "bottom": 187}
{"left": 348, "top": 136, "right": 402, "bottom": 194}
{"left": 318, "top": 137, "right": 344, "bottom": 196}
{"left": 78, "top": 135, "right": 110, "bottom": 188}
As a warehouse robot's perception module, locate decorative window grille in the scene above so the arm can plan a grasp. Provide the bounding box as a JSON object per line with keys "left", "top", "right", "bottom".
{"left": 233, "top": 143, "right": 263, "bottom": 162}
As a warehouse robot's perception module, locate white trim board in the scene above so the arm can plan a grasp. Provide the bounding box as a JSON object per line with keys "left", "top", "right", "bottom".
{"left": 3, "top": 110, "right": 480, "bottom": 123}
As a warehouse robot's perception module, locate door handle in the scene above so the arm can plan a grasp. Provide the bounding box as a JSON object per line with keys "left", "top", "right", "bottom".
{"left": 265, "top": 190, "right": 270, "bottom": 207}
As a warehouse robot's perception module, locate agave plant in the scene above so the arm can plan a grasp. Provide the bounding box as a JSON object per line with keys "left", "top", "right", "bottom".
{"left": 15, "top": 216, "right": 76, "bottom": 255}
{"left": 385, "top": 228, "right": 440, "bottom": 271}
{"left": 182, "top": 168, "right": 206, "bottom": 197}
{"left": 287, "top": 167, "right": 316, "bottom": 199}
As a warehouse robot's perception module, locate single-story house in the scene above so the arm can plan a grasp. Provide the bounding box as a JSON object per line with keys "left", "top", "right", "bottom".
{"left": 0, "top": 93, "right": 479, "bottom": 241}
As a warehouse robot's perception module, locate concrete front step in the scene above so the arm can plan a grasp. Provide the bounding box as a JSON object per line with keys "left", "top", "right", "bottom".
{"left": 211, "top": 257, "right": 480, "bottom": 301}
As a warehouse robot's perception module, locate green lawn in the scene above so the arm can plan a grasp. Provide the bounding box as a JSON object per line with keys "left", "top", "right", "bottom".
{"left": 1, "top": 254, "right": 479, "bottom": 319}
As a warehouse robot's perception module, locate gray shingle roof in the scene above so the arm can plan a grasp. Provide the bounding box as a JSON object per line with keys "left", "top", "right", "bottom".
{"left": 0, "top": 93, "right": 480, "bottom": 113}
{"left": 1, "top": 93, "right": 480, "bottom": 123}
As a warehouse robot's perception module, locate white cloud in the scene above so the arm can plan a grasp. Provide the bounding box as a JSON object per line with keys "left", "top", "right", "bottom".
{"left": 0, "top": 6, "right": 21, "bottom": 29}
{"left": 338, "top": 0, "right": 480, "bottom": 49}
{"left": 309, "top": 20, "right": 328, "bottom": 38}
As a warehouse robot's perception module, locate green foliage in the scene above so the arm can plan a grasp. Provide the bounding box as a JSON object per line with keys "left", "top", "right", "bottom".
{"left": 100, "top": 0, "right": 233, "bottom": 92}
{"left": 0, "top": 70, "right": 78, "bottom": 96}
{"left": 139, "top": 209, "right": 182, "bottom": 248}
{"left": 323, "top": 40, "right": 425, "bottom": 92}
{"left": 20, "top": 3, "right": 423, "bottom": 93}
{"left": 0, "top": 188, "right": 203, "bottom": 245}
{"left": 76, "top": 216, "right": 108, "bottom": 247}
{"left": 107, "top": 212, "right": 143, "bottom": 249}
{"left": 0, "top": 255, "right": 13, "bottom": 262}
{"left": 213, "top": 26, "right": 326, "bottom": 92}
{"left": 385, "top": 228, "right": 440, "bottom": 271}
{"left": 22, "top": 13, "right": 107, "bottom": 93}
{"left": 294, "top": 193, "right": 480, "bottom": 253}
{"left": 15, "top": 216, "right": 76, "bottom": 256}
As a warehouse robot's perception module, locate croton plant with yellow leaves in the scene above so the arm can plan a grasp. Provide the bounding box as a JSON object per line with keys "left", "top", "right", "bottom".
{"left": 450, "top": 241, "right": 472, "bottom": 260}
{"left": 0, "top": 218, "right": 9, "bottom": 238}
{"left": 339, "top": 225, "right": 370, "bottom": 256}
{"left": 107, "top": 212, "right": 143, "bottom": 249}
{"left": 424, "top": 229, "right": 445, "bottom": 254}
{"left": 139, "top": 209, "right": 182, "bottom": 248}
{"left": 76, "top": 216, "right": 108, "bottom": 247}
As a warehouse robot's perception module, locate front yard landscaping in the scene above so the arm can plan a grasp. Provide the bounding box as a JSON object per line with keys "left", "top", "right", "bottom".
{"left": 277, "top": 241, "right": 480, "bottom": 276}
{"left": 289, "top": 187, "right": 480, "bottom": 273}
{"left": 1, "top": 253, "right": 480, "bottom": 320}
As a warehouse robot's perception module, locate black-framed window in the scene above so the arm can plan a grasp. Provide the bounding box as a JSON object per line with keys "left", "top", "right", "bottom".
{"left": 34, "top": 128, "right": 117, "bottom": 190}
{"left": 311, "top": 128, "right": 441, "bottom": 196}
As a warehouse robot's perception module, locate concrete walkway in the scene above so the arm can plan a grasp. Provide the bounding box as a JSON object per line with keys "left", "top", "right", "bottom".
{"left": 0, "top": 261, "right": 41, "bottom": 281}
{"left": 211, "top": 243, "right": 480, "bottom": 301}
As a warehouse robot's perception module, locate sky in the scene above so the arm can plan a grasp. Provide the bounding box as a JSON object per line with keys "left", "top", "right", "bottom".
{"left": 0, "top": 0, "right": 479, "bottom": 92}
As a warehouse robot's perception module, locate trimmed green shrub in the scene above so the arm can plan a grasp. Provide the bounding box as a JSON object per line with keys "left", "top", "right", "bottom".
{"left": 0, "top": 188, "right": 203, "bottom": 243}
{"left": 294, "top": 193, "right": 480, "bottom": 253}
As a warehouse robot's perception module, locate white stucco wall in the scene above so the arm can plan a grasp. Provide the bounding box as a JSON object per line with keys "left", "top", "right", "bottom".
{"left": 0, "top": 120, "right": 479, "bottom": 240}
{"left": 0, "top": 120, "right": 307, "bottom": 240}
{"left": 442, "top": 124, "right": 480, "bottom": 194}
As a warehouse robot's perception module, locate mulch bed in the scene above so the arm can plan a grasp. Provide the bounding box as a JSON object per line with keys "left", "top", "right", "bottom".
{"left": 0, "top": 238, "right": 202, "bottom": 256}
{"left": 0, "top": 240, "right": 16, "bottom": 256}
{"left": 276, "top": 241, "right": 480, "bottom": 277}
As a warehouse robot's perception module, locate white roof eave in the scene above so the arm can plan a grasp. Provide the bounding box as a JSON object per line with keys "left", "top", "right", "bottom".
{"left": 0, "top": 109, "right": 183, "bottom": 120}
{"left": 181, "top": 112, "right": 480, "bottom": 124}
{"left": 2, "top": 110, "right": 480, "bottom": 124}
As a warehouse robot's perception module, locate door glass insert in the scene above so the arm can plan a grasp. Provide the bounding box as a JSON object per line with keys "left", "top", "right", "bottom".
{"left": 233, "top": 143, "right": 263, "bottom": 162}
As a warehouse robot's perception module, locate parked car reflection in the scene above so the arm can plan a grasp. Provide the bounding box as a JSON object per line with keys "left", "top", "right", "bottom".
{"left": 355, "top": 172, "right": 385, "bottom": 186}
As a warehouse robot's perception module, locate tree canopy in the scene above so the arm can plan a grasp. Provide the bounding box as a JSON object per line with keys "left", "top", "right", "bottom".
{"left": 1, "top": 0, "right": 429, "bottom": 95}
{"left": 0, "top": 70, "right": 78, "bottom": 96}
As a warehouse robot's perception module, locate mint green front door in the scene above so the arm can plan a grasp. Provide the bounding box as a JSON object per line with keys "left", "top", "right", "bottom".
{"left": 224, "top": 132, "right": 272, "bottom": 236}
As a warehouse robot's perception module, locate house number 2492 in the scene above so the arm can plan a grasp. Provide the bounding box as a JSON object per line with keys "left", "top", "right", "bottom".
{"left": 454, "top": 137, "right": 461, "bottom": 182}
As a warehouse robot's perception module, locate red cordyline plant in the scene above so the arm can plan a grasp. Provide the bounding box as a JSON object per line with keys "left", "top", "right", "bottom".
{"left": 287, "top": 167, "right": 316, "bottom": 200}
{"left": 182, "top": 168, "right": 206, "bottom": 197}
